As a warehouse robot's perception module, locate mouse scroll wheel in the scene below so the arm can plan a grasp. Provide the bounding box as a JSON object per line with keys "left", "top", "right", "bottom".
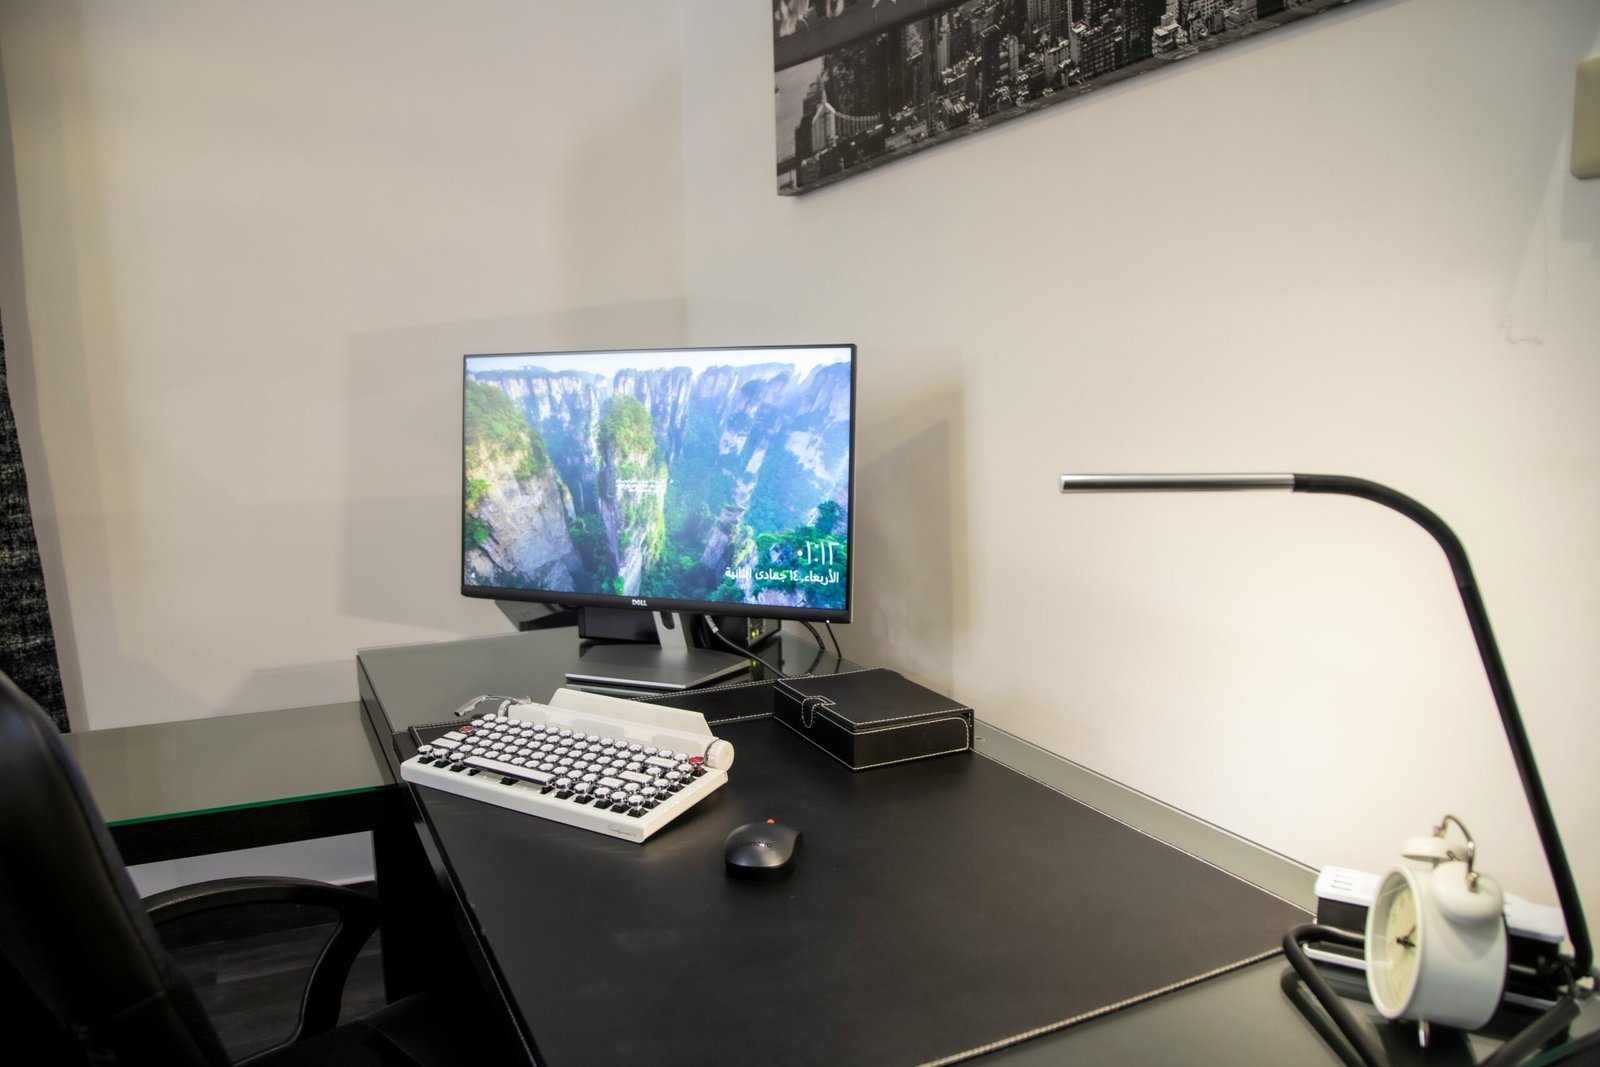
{"left": 702, "top": 738, "right": 734, "bottom": 772}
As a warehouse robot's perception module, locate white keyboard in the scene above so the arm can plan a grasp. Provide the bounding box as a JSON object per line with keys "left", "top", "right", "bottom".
{"left": 399, "top": 687, "right": 733, "bottom": 843}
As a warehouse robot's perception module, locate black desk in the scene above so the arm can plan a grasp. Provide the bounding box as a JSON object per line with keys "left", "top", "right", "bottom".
{"left": 358, "top": 631, "right": 1600, "bottom": 1065}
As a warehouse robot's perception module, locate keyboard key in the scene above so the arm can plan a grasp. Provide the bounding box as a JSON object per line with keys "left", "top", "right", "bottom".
{"left": 463, "top": 755, "right": 553, "bottom": 785}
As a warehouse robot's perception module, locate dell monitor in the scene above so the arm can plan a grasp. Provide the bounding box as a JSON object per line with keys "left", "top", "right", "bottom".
{"left": 462, "top": 344, "right": 856, "bottom": 690}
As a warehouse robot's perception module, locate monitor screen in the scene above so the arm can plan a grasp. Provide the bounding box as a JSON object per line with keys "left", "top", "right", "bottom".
{"left": 462, "top": 344, "right": 855, "bottom": 624}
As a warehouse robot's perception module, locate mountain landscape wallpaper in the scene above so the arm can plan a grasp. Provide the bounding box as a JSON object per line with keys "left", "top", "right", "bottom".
{"left": 463, "top": 348, "right": 854, "bottom": 614}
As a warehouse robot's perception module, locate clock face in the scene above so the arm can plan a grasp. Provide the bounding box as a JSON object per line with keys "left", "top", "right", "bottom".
{"left": 1364, "top": 858, "right": 1509, "bottom": 1030}
{"left": 1368, "top": 870, "right": 1420, "bottom": 1015}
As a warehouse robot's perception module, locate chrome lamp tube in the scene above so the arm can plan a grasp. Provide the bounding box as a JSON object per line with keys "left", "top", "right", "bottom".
{"left": 1058, "top": 473, "right": 1295, "bottom": 493}
{"left": 1060, "top": 472, "right": 1590, "bottom": 1061}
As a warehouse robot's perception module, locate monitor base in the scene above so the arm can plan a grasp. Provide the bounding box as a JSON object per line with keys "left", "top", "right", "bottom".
{"left": 565, "top": 642, "right": 750, "bottom": 693}
{"left": 564, "top": 611, "right": 751, "bottom": 692}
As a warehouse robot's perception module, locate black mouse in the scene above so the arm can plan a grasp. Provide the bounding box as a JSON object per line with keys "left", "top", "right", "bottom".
{"left": 724, "top": 819, "right": 801, "bottom": 879}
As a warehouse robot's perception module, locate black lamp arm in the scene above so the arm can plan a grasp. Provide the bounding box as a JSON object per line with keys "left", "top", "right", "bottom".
{"left": 1290, "top": 474, "right": 1589, "bottom": 978}
{"left": 1057, "top": 471, "right": 1590, "bottom": 980}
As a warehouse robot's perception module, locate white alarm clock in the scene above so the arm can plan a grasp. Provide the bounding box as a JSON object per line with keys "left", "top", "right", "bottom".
{"left": 1365, "top": 816, "right": 1508, "bottom": 1041}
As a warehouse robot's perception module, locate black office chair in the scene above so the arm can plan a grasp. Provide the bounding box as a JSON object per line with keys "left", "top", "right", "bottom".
{"left": 0, "top": 670, "right": 509, "bottom": 1066}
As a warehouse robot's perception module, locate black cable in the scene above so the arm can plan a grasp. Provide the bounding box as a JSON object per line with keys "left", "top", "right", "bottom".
{"left": 1524, "top": 1024, "right": 1600, "bottom": 1067}
{"left": 703, "top": 616, "right": 788, "bottom": 679}
{"left": 1278, "top": 967, "right": 1368, "bottom": 1067}
{"left": 749, "top": 619, "right": 824, "bottom": 674}
{"left": 800, "top": 620, "right": 826, "bottom": 650}
{"left": 799, "top": 636, "right": 826, "bottom": 677}
{"left": 1282, "top": 925, "right": 1387, "bottom": 1067}
{"left": 1479, "top": 997, "right": 1582, "bottom": 1067}
{"left": 763, "top": 620, "right": 826, "bottom": 675}
{"left": 1480, "top": 955, "right": 1583, "bottom": 1067}
{"left": 823, "top": 620, "right": 842, "bottom": 658}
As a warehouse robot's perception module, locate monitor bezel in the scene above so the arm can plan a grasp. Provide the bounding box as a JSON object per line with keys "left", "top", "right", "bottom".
{"left": 460, "top": 343, "right": 857, "bottom": 625}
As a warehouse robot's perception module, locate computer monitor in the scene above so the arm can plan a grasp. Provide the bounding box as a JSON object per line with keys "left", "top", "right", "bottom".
{"left": 462, "top": 344, "right": 856, "bottom": 690}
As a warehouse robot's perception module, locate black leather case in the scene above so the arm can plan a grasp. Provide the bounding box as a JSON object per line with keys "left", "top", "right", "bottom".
{"left": 773, "top": 668, "right": 972, "bottom": 770}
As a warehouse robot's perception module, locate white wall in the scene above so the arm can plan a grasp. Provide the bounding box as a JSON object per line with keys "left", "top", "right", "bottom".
{"left": 0, "top": 0, "right": 691, "bottom": 728}
{"left": 678, "top": 0, "right": 1600, "bottom": 928}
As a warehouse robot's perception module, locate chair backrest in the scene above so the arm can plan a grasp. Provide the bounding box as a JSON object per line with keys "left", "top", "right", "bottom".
{"left": 0, "top": 671, "right": 232, "bottom": 1065}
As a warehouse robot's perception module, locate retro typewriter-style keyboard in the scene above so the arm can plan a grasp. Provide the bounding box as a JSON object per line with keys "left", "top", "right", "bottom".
{"left": 398, "top": 688, "right": 733, "bottom": 843}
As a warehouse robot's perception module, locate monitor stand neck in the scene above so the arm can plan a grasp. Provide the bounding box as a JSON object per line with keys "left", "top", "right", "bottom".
{"left": 565, "top": 611, "right": 751, "bottom": 694}
{"left": 652, "top": 610, "right": 699, "bottom": 655}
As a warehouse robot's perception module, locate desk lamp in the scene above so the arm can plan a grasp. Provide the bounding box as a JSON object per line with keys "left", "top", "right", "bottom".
{"left": 1058, "top": 473, "right": 1591, "bottom": 1066}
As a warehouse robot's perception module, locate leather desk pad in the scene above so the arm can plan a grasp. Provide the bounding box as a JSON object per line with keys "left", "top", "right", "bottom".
{"left": 413, "top": 702, "right": 1310, "bottom": 1065}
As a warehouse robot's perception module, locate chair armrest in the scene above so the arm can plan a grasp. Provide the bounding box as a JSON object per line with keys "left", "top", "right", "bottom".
{"left": 145, "top": 876, "right": 380, "bottom": 1054}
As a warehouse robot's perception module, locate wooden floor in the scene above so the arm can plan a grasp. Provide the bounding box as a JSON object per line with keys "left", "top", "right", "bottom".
{"left": 161, "top": 902, "right": 388, "bottom": 1059}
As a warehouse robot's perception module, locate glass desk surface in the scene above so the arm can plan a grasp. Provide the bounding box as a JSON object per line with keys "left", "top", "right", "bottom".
{"left": 62, "top": 701, "right": 393, "bottom": 826}
{"left": 357, "top": 628, "right": 1598, "bottom": 1066}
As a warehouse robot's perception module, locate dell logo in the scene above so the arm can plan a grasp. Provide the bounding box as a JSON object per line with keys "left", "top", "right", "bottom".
{"left": 631, "top": 598, "right": 648, "bottom": 607}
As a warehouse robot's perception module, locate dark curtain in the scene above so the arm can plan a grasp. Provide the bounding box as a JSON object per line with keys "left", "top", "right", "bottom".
{"left": 0, "top": 310, "right": 67, "bottom": 730}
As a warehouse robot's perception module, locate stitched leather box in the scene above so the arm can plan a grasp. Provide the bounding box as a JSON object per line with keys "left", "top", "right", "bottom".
{"left": 772, "top": 669, "right": 972, "bottom": 770}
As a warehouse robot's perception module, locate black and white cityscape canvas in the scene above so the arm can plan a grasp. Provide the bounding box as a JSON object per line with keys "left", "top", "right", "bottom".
{"left": 775, "top": 0, "right": 1366, "bottom": 195}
